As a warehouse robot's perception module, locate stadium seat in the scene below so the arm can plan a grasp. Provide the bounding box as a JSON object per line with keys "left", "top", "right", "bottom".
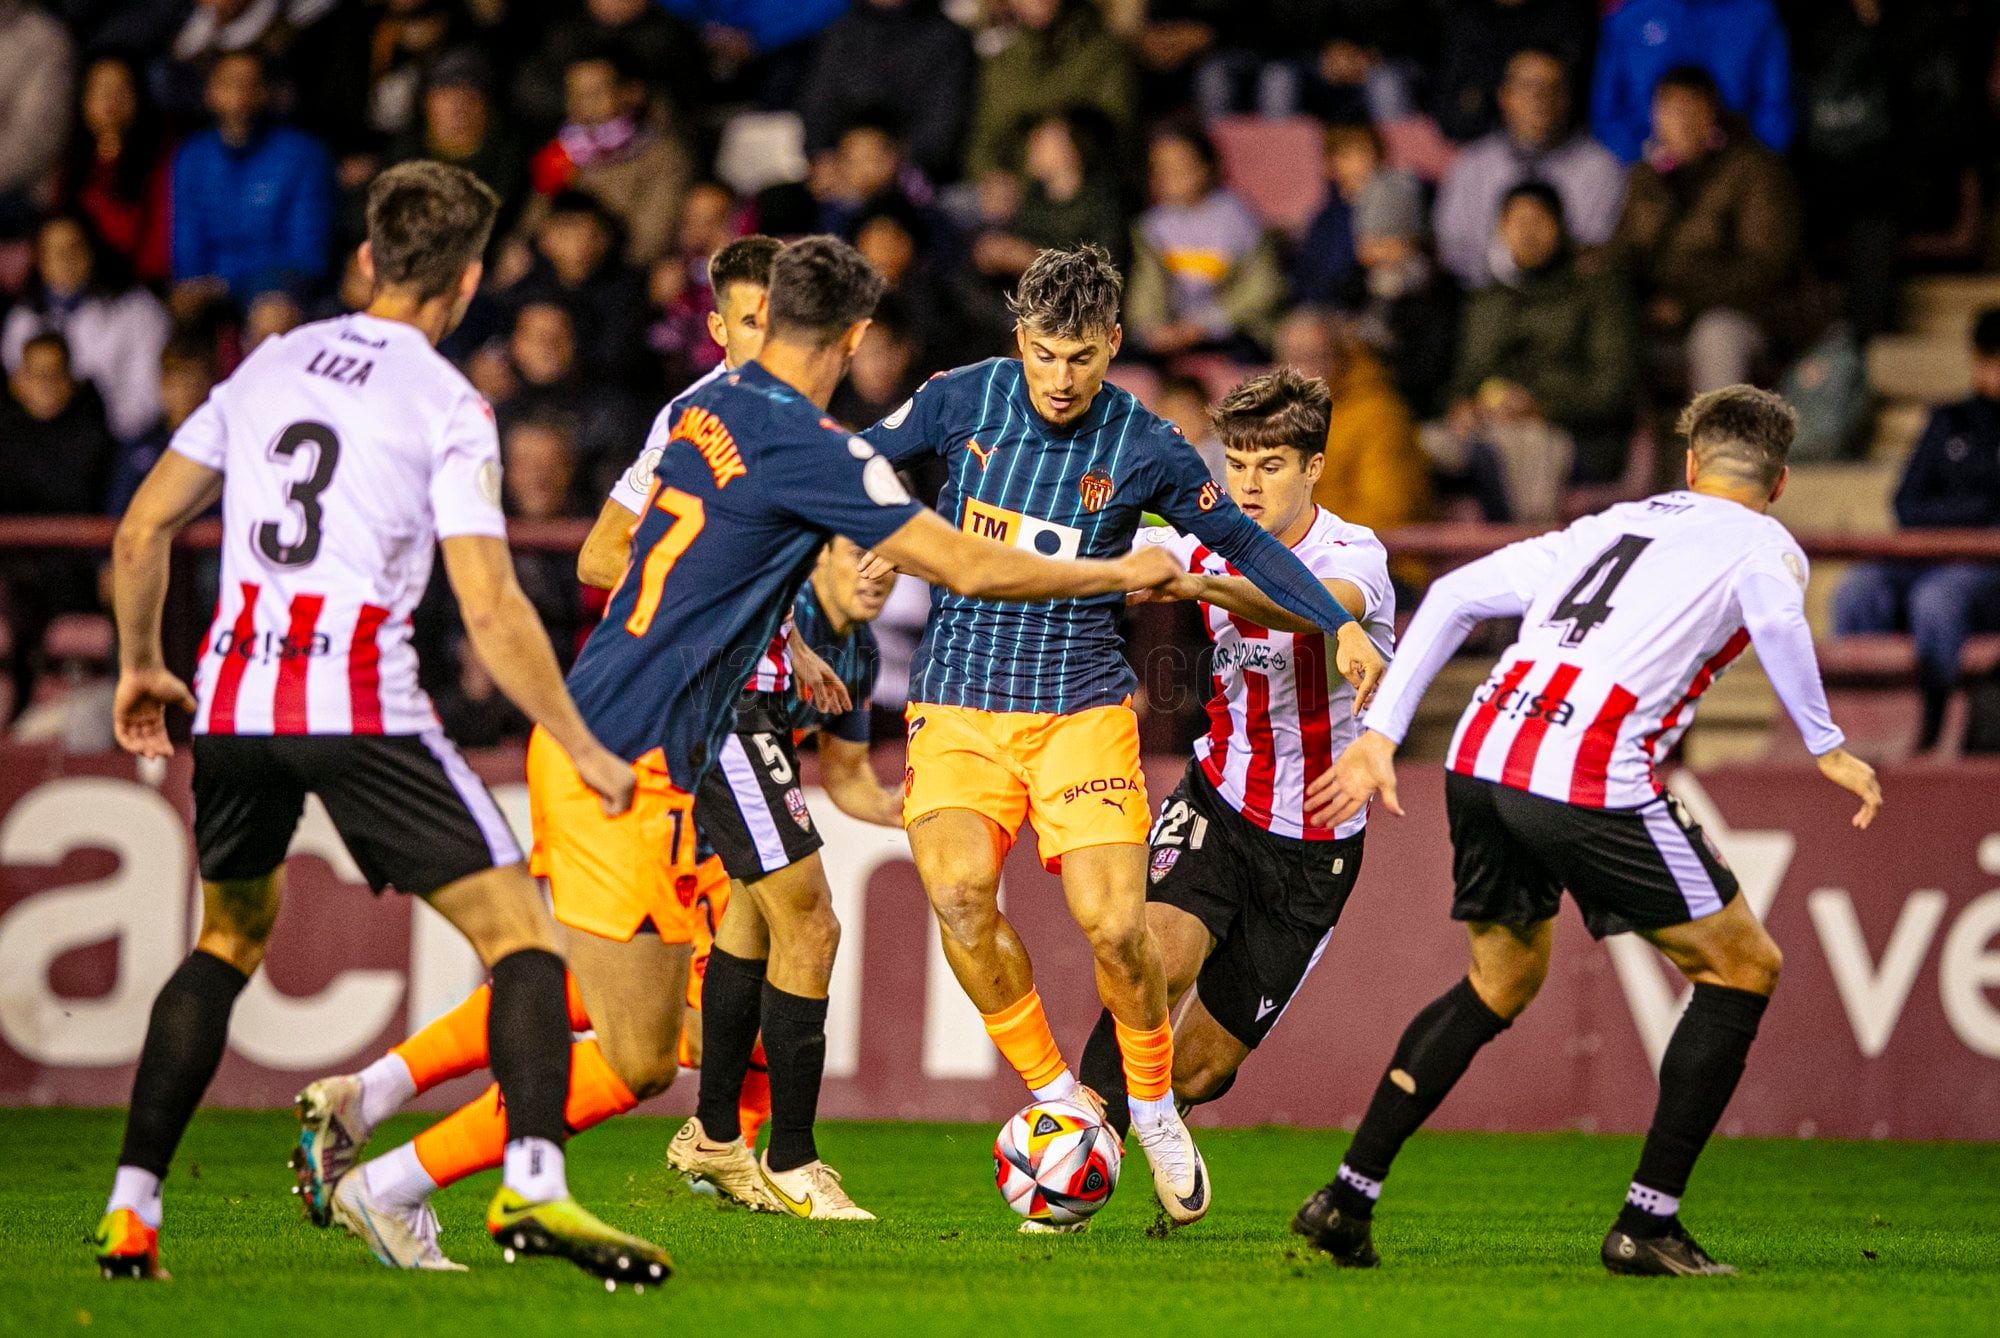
{"left": 1377, "top": 115, "right": 1459, "bottom": 183}
{"left": 1105, "top": 362, "right": 1162, "bottom": 412}
{"left": 1209, "top": 117, "right": 1326, "bottom": 237}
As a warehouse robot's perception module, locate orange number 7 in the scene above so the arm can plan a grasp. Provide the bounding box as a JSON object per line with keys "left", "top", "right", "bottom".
{"left": 624, "top": 486, "right": 706, "bottom": 637}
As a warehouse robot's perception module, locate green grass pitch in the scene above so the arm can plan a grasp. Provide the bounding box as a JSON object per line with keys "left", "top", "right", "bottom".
{"left": 4, "top": 1109, "right": 1995, "bottom": 1336}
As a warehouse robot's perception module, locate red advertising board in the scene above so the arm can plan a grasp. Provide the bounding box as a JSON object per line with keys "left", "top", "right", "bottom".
{"left": 2, "top": 745, "right": 1997, "bottom": 1139}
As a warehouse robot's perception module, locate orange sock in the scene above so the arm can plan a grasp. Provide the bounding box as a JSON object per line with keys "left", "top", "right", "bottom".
{"left": 392, "top": 975, "right": 594, "bottom": 1094}
{"left": 1114, "top": 1016, "right": 1174, "bottom": 1102}
{"left": 981, "top": 989, "right": 1069, "bottom": 1092}
{"left": 739, "top": 1037, "right": 771, "bottom": 1144}
{"left": 411, "top": 1038, "right": 637, "bottom": 1189}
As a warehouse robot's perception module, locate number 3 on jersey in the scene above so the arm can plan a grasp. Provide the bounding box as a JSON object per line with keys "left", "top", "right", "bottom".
{"left": 624, "top": 487, "right": 706, "bottom": 636}
{"left": 1546, "top": 534, "right": 1652, "bottom": 647}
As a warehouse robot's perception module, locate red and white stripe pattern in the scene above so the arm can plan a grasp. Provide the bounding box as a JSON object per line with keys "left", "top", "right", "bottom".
{"left": 193, "top": 581, "right": 432, "bottom": 735}
{"left": 1143, "top": 509, "right": 1394, "bottom": 840}
{"left": 744, "top": 621, "right": 792, "bottom": 693}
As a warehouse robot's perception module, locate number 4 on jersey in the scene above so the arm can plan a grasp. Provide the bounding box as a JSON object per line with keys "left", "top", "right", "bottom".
{"left": 1545, "top": 534, "right": 1652, "bottom": 647}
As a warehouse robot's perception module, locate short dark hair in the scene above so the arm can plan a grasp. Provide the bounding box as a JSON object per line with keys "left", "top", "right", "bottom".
{"left": 1211, "top": 368, "right": 1332, "bottom": 458}
{"left": 709, "top": 235, "right": 781, "bottom": 297}
{"left": 1678, "top": 385, "right": 1797, "bottom": 489}
{"left": 1500, "top": 180, "right": 1565, "bottom": 228}
{"left": 766, "top": 235, "right": 885, "bottom": 346}
{"left": 1654, "top": 64, "right": 1721, "bottom": 107}
{"left": 365, "top": 160, "right": 500, "bottom": 302}
{"left": 1973, "top": 307, "right": 2000, "bottom": 356}
{"left": 1008, "top": 243, "right": 1122, "bottom": 340}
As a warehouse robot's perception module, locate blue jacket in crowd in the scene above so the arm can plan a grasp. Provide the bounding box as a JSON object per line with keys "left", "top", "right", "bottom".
{"left": 1896, "top": 397, "right": 2000, "bottom": 530}
{"left": 1590, "top": 0, "right": 1794, "bottom": 164}
{"left": 657, "top": 0, "right": 850, "bottom": 53}
{"left": 171, "top": 122, "right": 334, "bottom": 300}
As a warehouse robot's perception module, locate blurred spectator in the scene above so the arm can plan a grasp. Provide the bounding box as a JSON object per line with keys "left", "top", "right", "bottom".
{"left": 1292, "top": 29, "right": 1421, "bottom": 127}
{"left": 831, "top": 296, "right": 924, "bottom": 431}
{"left": 357, "top": 0, "right": 470, "bottom": 145}
{"left": 1154, "top": 373, "right": 1225, "bottom": 481}
{"left": 646, "top": 181, "right": 745, "bottom": 385}
{"left": 816, "top": 109, "right": 931, "bottom": 239}
{"left": 1132, "top": 0, "right": 1227, "bottom": 117}
{"left": 1126, "top": 125, "right": 1283, "bottom": 358}
{"left": 1591, "top": 0, "right": 1793, "bottom": 163}
{"left": 1273, "top": 308, "right": 1431, "bottom": 545}
{"left": 156, "top": 0, "right": 331, "bottom": 118}
{"left": 0, "top": 332, "right": 115, "bottom": 515}
{"left": 504, "top": 190, "right": 650, "bottom": 387}
{"left": 491, "top": 300, "right": 646, "bottom": 496}
{"left": 852, "top": 196, "right": 993, "bottom": 367}
{"left": 658, "top": 0, "right": 849, "bottom": 101}
{"left": 60, "top": 0, "right": 186, "bottom": 56}
{"left": 57, "top": 54, "right": 171, "bottom": 285}
{"left": 170, "top": 50, "right": 334, "bottom": 311}
{"left": 1433, "top": 48, "right": 1626, "bottom": 289}
{"left": 1332, "top": 125, "right": 1457, "bottom": 416}
{"left": 1610, "top": 66, "right": 1800, "bottom": 394}
{"left": 966, "top": 0, "right": 1137, "bottom": 181}
{"left": 513, "top": 0, "right": 709, "bottom": 136}
{"left": 1833, "top": 309, "right": 2000, "bottom": 753}
{"left": 972, "top": 110, "right": 1127, "bottom": 284}
{"left": 1430, "top": 0, "right": 1595, "bottom": 144}
{"left": 0, "top": 0, "right": 76, "bottom": 217}
{"left": 2, "top": 214, "right": 171, "bottom": 443}
{"left": 1441, "top": 182, "right": 1638, "bottom": 509}
{"left": 242, "top": 288, "right": 303, "bottom": 353}
{"left": 798, "top": 1, "right": 976, "bottom": 184}
{"left": 523, "top": 50, "right": 692, "bottom": 268}
{"left": 110, "top": 336, "right": 216, "bottom": 516}
{"left": 386, "top": 48, "right": 526, "bottom": 239}
{"left": 501, "top": 414, "right": 587, "bottom": 657}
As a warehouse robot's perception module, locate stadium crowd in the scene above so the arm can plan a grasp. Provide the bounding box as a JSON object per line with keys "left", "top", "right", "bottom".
{"left": 1, "top": 0, "right": 1999, "bottom": 748}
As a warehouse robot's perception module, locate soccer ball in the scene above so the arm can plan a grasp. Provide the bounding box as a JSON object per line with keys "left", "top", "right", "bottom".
{"left": 993, "top": 1097, "right": 1122, "bottom": 1225}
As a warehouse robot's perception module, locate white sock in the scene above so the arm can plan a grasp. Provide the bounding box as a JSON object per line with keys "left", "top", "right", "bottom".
{"left": 357, "top": 1053, "right": 417, "bottom": 1132}
{"left": 1031, "top": 1069, "right": 1079, "bottom": 1104}
{"left": 108, "top": 1166, "right": 163, "bottom": 1229}
{"left": 502, "top": 1137, "right": 568, "bottom": 1202}
{"left": 1337, "top": 1163, "right": 1383, "bottom": 1201}
{"left": 361, "top": 1142, "right": 439, "bottom": 1214}
{"left": 1127, "top": 1093, "right": 1177, "bottom": 1128}
{"left": 1626, "top": 1182, "right": 1680, "bottom": 1218}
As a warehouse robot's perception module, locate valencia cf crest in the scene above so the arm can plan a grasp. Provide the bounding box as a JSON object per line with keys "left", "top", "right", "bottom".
{"left": 785, "top": 788, "right": 813, "bottom": 832}
{"left": 1197, "top": 480, "right": 1222, "bottom": 512}
{"left": 1079, "top": 468, "right": 1114, "bottom": 513}
{"left": 1150, "top": 847, "right": 1180, "bottom": 884}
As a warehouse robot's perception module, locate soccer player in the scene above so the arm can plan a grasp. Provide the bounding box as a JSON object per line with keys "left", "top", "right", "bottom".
{"left": 861, "top": 246, "right": 1386, "bottom": 1227}
{"left": 93, "top": 161, "right": 669, "bottom": 1287}
{"left": 1073, "top": 370, "right": 1394, "bottom": 1169}
{"left": 1291, "top": 387, "right": 1884, "bottom": 1276}
{"left": 312, "top": 234, "right": 1187, "bottom": 1244}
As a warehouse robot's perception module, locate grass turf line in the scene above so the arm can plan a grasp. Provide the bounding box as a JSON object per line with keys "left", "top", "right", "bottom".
{"left": 3, "top": 1108, "right": 1994, "bottom": 1336}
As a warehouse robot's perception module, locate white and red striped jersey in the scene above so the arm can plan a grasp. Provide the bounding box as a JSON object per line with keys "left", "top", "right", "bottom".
{"left": 171, "top": 313, "right": 509, "bottom": 736}
{"left": 746, "top": 620, "right": 793, "bottom": 693}
{"left": 1365, "top": 490, "right": 1845, "bottom": 809}
{"left": 1141, "top": 507, "right": 1396, "bottom": 839}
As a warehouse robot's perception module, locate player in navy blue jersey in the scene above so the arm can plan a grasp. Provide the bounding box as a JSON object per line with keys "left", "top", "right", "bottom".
{"left": 858, "top": 245, "right": 1387, "bottom": 1228}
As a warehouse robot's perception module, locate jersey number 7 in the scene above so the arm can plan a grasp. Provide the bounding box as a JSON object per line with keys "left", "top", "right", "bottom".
{"left": 624, "top": 487, "right": 707, "bottom": 637}
{"left": 1545, "top": 534, "right": 1652, "bottom": 648}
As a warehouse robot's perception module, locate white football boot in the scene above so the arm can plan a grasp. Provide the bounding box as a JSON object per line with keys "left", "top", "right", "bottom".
{"left": 331, "top": 1172, "right": 466, "bottom": 1271}
{"left": 666, "top": 1117, "right": 780, "bottom": 1211}
{"left": 758, "top": 1153, "right": 876, "bottom": 1221}
{"left": 1132, "top": 1105, "right": 1210, "bottom": 1227}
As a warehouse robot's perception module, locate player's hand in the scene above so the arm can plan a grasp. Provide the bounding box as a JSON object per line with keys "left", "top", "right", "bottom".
{"left": 112, "top": 667, "right": 196, "bottom": 759}
{"left": 856, "top": 550, "right": 897, "bottom": 583}
{"left": 1816, "top": 747, "right": 1882, "bottom": 830}
{"left": 1334, "top": 621, "right": 1386, "bottom": 714}
{"left": 788, "top": 631, "right": 852, "bottom": 716}
{"left": 1119, "top": 546, "right": 1183, "bottom": 594}
{"left": 1305, "top": 730, "right": 1401, "bottom": 827}
{"left": 575, "top": 743, "right": 637, "bottom": 817}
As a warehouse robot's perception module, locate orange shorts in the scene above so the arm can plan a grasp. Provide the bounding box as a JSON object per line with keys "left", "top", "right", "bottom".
{"left": 685, "top": 855, "right": 732, "bottom": 1011}
{"left": 902, "top": 700, "right": 1149, "bottom": 871}
{"left": 526, "top": 726, "right": 699, "bottom": 943}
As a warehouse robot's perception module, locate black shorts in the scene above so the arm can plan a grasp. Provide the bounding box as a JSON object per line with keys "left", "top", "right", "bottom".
{"left": 693, "top": 693, "right": 822, "bottom": 882}
{"left": 1147, "top": 761, "right": 1364, "bottom": 1050}
{"left": 1444, "top": 772, "right": 1740, "bottom": 939}
{"left": 192, "top": 732, "right": 522, "bottom": 895}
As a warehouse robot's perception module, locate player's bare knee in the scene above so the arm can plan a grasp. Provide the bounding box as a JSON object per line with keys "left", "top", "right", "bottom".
{"left": 1469, "top": 956, "right": 1544, "bottom": 1019}
{"left": 1725, "top": 933, "right": 1783, "bottom": 997}
{"left": 929, "top": 877, "right": 1000, "bottom": 948}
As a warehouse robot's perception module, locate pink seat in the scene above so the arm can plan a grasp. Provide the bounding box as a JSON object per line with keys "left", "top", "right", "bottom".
{"left": 1172, "top": 353, "right": 1269, "bottom": 403}
{"left": 1105, "top": 362, "right": 1162, "bottom": 412}
{"left": 1209, "top": 117, "right": 1327, "bottom": 237}
{"left": 1377, "top": 115, "right": 1459, "bottom": 183}
{"left": 42, "top": 613, "right": 114, "bottom": 667}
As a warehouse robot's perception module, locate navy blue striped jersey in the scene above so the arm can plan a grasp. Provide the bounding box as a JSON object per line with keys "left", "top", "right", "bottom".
{"left": 863, "top": 358, "right": 1294, "bottom": 714}
{"left": 777, "top": 580, "right": 879, "bottom": 744}
{"left": 568, "top": 362, "right": 922, "bottom": 788}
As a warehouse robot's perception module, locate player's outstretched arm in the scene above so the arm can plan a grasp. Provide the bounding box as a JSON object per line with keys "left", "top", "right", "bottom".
{"left": 577, "top": 497, "right": 640, "bottom": 591}
{"left": 1305, "top": 729, "right": 1403, "bottom": 828}
{"left": 441, "top": 535, "right": 635, "bottom": 814}
{"left": 1136, "top": 572, "right": 1366, "bottom": 633}
{"left": 818, "top": 734, "right": 903, "bottom": 827}
{"left": 110, "top": 451, "right": 223, "bottom": 757}
{"left": 1816, "top": 747, "right": 1883, "bottom": 830}
{"left": 869, "top": 510, "right": 1182, "bottom": 602}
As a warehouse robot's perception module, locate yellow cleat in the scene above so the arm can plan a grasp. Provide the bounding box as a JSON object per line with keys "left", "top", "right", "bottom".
{"left": 94, "top": 1209, "right": 168, "bottom": 1281}
{"left": 485, "top": 1187, "right": 671, "bottom": 1291}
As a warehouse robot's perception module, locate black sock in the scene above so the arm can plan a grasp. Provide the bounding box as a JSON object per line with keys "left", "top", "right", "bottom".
{"left": 695, "top": 947, "right": 767, "bottom": 1143}
{"left": 1334, "top": 977, "right": 1511, "bottom": 1216}
{"left": 761, "top": 983, "right": 829, "bottom": 1173}
{"left": 117, "top": 951, "right": 249, "bottom": 1177}
{"left": 1625, "top": 982, "right": 1769, "bottom": 1230}
{"left": 1077, "top": 1009, "right": 1130, "bottom": 1137}
{"left": 487, "top": 948, "right": 571, "bottom": 1147}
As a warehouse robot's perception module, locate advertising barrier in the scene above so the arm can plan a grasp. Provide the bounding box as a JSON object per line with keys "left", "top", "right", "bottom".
{"left": 2, "top": 745, "right": 1996, "bottom": 1139}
